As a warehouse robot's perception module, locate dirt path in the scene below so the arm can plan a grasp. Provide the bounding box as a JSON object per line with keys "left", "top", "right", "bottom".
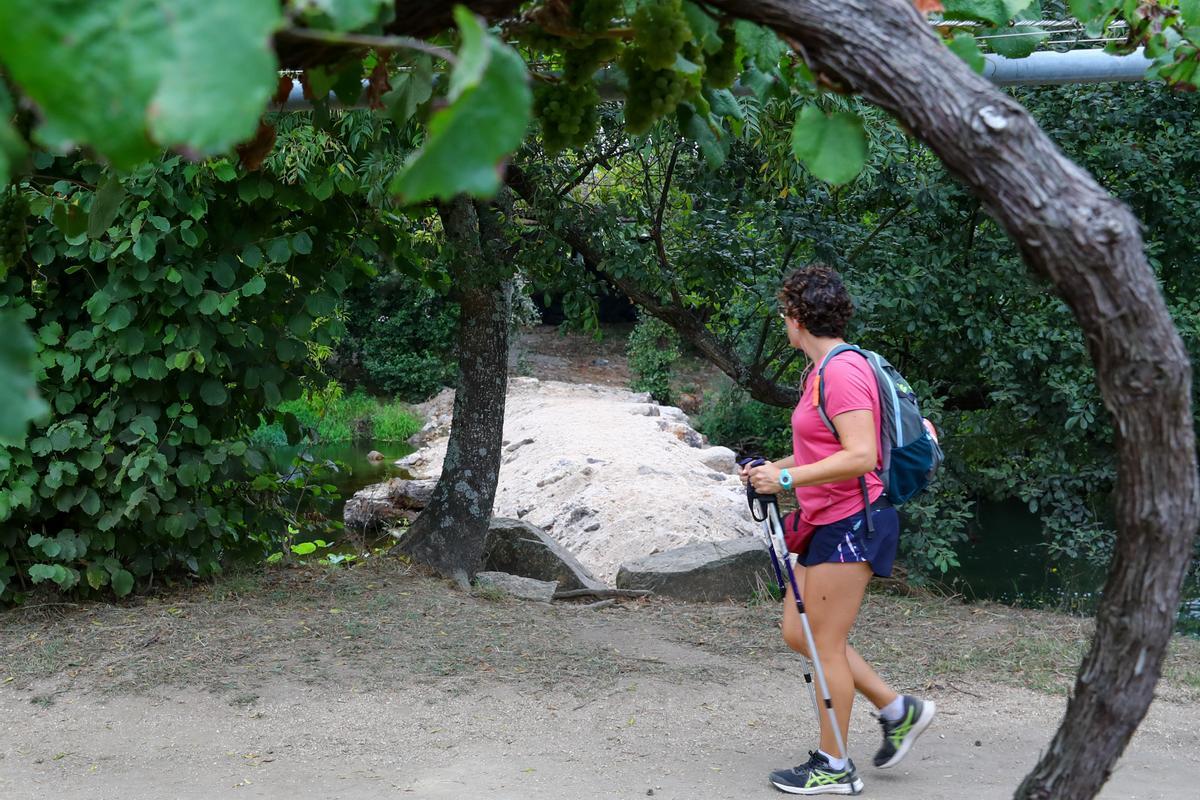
{"left": 3, "top": 562, "right": 1198, "bottom": 799}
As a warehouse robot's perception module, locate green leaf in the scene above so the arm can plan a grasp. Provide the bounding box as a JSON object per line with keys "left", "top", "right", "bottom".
{"left": 948, "top": 31, "right": 988, "bottom": 74}
{"left": 1181, "top": 0, "right": 1200, "bottom": 27}
{"left": 1068, "top": 0, "right": 1108, "bottom": 21}
{"left": 87, "top": 175, "right": 127, "bottom": 239}
{"left": 52, "top": 201, "right": 88, "bottom": 238}
{"left": 677, "top": 105, "right": 727, "bottom": 169}
{"left": 105, "top": 303, "right": 135, "bottom": 332}
{"left": 790, "top": 105, "right": 868, "bottom": 186}
{"left": 116, "top": 327, "right": 145, "bottom": 356}
{"left": 200, "top": 379, "right": 228, "bottom": 406}
{"left": 132, "top": 234, "right": 158, "bottom": 262}
{"left": 0, "top": 313, "right": 49, "bottom": 445}
{"left": 383, "top": 55, "right": 433, "bottom": 125}
{"left": 0, "top": 0, "right": 282, "bottom": 169}
{"left": 984, "top": 25, "right": 1046, "bottom": 59}
{"left": 682, "top": 2, "right": 721, "bottom": 53}
{"left": 211, "top": 257, "right": 238, "bottom": 289}
{"left": 389, "top": 9, "right": 532, "bottom": 204}
{"left": 292, "top": 231, "right": 313, "bottom": 255}
{"left": 943, "top": 0, "right": 1034, "bottom": 25}
{"left": 241, "top": 244, "right": 264, "bottom": 268}
{"left": 111, "top": 568, "right": 135, "bottom": 597}
{"left": 86, "top": 565, "right": 109, "bottom": 590}
{"left": 266, "top": 238, "right": 292, "bottom": 263}
{"left": 198, "top": 291, "right": 221, "bottom": 315}
{"left": 242, "top": 275, "right": 267, "bottom": 296}
{"left": 734, "top": 21, "right": 787, "bottom": 72}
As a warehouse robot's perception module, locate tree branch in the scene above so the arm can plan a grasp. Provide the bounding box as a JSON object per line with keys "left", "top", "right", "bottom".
{"left": 508, "top": 164, "right": 796, "bottom": 407}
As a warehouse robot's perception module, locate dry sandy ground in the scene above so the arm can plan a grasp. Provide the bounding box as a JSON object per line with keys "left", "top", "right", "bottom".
{"left": 2, "top": 563, "right": 1197, "bottom": 800}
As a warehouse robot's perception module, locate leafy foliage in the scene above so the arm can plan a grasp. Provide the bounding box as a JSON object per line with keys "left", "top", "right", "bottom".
{"left": 627, "top": 315, "right": 682, "bottom": 404}
{"left": 0, "top": 145, "right": 370, "bottom": 601}
{"left": 0, "top": 0, "right": 281, "bottom": 169}
{"left": 333, "top": 271, "right": 460, "bottom": 402}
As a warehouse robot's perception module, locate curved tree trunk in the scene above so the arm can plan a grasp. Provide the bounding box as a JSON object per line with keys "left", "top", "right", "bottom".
{"left": 397, "top": 196, "right": 512, "bottom": 587}
{"left": 700, "top": 2, "right": 1199, "bottom": 798}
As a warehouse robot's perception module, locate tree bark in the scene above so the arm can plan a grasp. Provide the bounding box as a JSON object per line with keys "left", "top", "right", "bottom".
{"left": 396, "top": 196, "right": 513, "bottom": 587}
{"left": 699, "top": 2, "right": 1200, "bottom": 798}
{"left": 507, "top": 165, "right": 797, "bottom": 407}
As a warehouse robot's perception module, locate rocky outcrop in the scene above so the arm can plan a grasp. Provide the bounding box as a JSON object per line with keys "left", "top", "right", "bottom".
{"left": 614, "top": 538, "right": 772, "bottom": 601}
{"left": 377, "top": 378, "right": 760, "bottom": 586}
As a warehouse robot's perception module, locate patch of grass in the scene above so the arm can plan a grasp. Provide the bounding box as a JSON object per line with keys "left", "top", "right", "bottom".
{"left": 251, "top": 386, "right": 421, "bottom": 444}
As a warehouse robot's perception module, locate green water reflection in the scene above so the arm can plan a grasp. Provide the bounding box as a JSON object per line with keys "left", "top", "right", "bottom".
{"left": 943, "top": 500, "right": 1200, "bottom": 636}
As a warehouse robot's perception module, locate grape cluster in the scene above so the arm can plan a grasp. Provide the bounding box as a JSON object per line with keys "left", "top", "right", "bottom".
{"left": 0, "top": 188, "right": 29, "bottom": 277}
{"left": 704, "top": 25, "right": 741, "bottom": 89}
{"left": 632, "top": 0, "right": 692, "bottom": 70}
{"left": 535, "top": 81, "right": 601, "bottom": 153}
{"left": 572, "top": 0, "right": 622, "bottom": 34}
{"left": 621, "top": 46, "right": 687, "bottom": 135}
{"left": 563, "top": 36, "right": 619, "bottom": 86}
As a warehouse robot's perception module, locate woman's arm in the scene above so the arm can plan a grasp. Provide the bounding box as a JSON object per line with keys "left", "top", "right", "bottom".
{"left": 749, "top": 410, "right": 877, "bottom": 493}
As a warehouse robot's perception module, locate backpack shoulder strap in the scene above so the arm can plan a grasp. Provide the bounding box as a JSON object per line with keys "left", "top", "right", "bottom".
{"left": 816, "top": 344, "right": 878, "bottom": 533}
{"left": 816, "top": 344, "right": 866, "bottom": 439}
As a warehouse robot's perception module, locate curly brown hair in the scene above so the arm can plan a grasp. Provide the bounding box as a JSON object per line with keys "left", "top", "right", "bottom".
{"left": 777, "top": 264, "right": 854, "bottom": 338}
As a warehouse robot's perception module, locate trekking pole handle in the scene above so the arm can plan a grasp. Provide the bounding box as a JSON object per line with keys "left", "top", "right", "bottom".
{"left": 736, "top": 456, "right": 778, "bottom": 521}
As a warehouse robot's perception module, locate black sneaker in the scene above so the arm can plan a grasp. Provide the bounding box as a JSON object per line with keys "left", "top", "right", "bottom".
{"left": 769, "top": 750, "right": 864, "bottom": 795}
{"left": 873, "top": 695, "right": 936, "bottom": 769}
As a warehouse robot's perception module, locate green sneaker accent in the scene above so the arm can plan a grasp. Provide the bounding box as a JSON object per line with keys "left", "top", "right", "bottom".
{"left": 874, "top": 695, "right": 936, "bottom": 770}
{"left": 770, "top": 751, "right": 864, "bottom": 795}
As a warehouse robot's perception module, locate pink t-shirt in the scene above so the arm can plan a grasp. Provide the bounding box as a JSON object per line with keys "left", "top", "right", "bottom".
{"left": 790, "top": 350, "right": 884, "bottom": 538}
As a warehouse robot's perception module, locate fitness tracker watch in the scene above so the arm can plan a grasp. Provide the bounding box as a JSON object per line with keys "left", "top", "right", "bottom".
{"left": 779, "top": 468, "right": 794, "bottom": 489}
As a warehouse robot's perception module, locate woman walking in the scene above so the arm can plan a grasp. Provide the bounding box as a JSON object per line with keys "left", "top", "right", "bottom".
{"left": 743, "top": 264, "right": 935, "bottom": 795}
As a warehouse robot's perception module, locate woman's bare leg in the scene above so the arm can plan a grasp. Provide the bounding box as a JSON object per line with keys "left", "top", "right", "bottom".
{"left": 781, "top": 565, "right": 898, "bottom": 710}
{"left": 783, "top": 561, "right": 872, "bottom": 758}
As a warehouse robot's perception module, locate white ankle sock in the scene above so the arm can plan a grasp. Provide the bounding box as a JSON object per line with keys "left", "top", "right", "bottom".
{"left": 880, "top": 694, "right": 907, "bottom": 722}
{"left": 819, "top": 749, "right": 848, "bottom": 771}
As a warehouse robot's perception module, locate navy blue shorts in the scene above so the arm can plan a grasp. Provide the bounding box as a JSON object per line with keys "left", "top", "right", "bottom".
{"left": 800, "top": 502, "right": 899, "bottom": 578}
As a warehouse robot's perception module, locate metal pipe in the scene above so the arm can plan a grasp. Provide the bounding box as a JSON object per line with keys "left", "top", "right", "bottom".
{"left": 280, "top": 47, "right": 1155, "bottom": 110}
{"left": 984, "top": 47, "right": 1152, "bottom": 86}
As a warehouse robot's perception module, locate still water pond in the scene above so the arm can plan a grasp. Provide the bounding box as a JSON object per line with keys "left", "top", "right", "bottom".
{"left": 945, "top": 500, "right": 1200, "bottom": 636}
{"left": 274, "top": 440, "right": 415, "bottom": 523}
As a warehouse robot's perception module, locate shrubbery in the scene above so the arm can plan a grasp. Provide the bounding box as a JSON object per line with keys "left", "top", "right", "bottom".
{"left": 627, "top": 315, "right": 681, "bottom": 404}
{"left": 0, "top": 150, "right": 368, "bottom": 602}
{"left": 333, "top": 271, "right": 459, "bottom": 402}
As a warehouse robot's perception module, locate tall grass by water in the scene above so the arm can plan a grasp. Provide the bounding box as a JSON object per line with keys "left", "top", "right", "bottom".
{"left": 252, "top": 385, "right": 421, "bottom": 446}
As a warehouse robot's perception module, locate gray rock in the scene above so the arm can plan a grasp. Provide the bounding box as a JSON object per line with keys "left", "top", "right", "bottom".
{"left": 615, "top": 538, "right": 772, "bottom": 601}
{"left": 698, "top": 445, "right": 738, "bottom": 474}
{"left": 366, "top": 450, "right": 385, "bottom": 462}
{"left": 343, "top": 478, "right": 437, "bottom": 531}
{"left": 475, "top": 571, "right": 558, "bottom": 602}
{"left": 484, "top": 518, "right": 604, "bottom": 592}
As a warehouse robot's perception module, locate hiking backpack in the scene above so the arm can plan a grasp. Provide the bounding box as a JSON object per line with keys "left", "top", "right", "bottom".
{"left": 816, "top": 344, "right": 943, "bottom": 510}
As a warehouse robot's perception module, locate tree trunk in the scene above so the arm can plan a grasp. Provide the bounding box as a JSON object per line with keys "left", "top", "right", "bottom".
{"left": 397, "top": 196, "right": 513, "bottom": 587}
{"left": 701, "top": 2, "right": 1200, "bottom": 798}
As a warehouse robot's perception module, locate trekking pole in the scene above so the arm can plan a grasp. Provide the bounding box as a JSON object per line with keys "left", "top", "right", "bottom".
{"left": 744, "top": 473, "right": 822, "bottom": 723}
{"left": 739, "top": 456, "right": 849, "bottom": 762}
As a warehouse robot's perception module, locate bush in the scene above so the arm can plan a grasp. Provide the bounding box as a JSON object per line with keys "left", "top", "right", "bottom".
{"left": 627, "top": 315, "right": 681, "bottom": 404}
{"left": 693, "top": 381, "right": 792, "bottom": 457}
{"left": 334, "top": 272, "right": 458, "bottom": 402}
{"left": 0, "top": 151, "right": 366, "bottom": 603}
